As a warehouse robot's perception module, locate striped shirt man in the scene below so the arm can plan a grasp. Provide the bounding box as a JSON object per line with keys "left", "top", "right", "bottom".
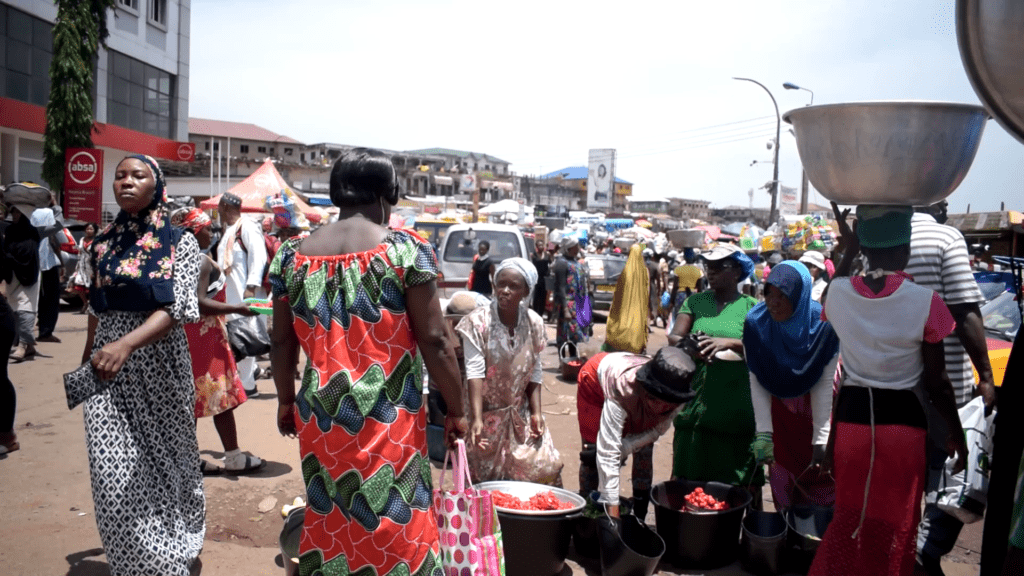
{"left": 904, "top": 212, "right": 983, "bottom": 406}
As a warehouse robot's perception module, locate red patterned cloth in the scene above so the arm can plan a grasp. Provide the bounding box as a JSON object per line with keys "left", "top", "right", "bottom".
{"left": 269, "top": 231, "right": 443, "bottom": 576}
{"left": 183, "top": 289, "right": 247, "bottom": 418}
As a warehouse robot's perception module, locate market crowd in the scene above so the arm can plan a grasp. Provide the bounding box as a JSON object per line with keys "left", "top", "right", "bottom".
{"left": 0, "top": 148, "right": 1020, "bottom": 576}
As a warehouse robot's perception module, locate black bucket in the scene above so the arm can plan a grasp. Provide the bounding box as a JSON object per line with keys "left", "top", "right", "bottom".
{"left": 497, "top": 509, "right": 580, "bottom": 576}
{"left": 740, "top": 509, "right": 787, "bottom": 575}
{"left": 784, "top": 504, "right": 833, "bottom": 573}
{"left": 278, "top": 507, "right": 304, "bottom": 576}
{"left": 573, "top": 515, "right": 601, "bottom": 559}
{"left": 597, "top": 515, "right": 665, "bottom": 576}
{"left": 651, "top": 480, "right": 752, "bottom": 569}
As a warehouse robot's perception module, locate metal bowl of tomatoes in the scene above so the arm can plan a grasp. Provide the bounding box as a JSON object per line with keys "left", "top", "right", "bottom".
{"left": 476, "top": 480, "right": 586, "bottom": 517}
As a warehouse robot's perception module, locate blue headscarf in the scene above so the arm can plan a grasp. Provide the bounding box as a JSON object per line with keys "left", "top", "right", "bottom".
{"left": 742, "top": 261, "right": 839, "bottom": 398}
{"left": 89, "top": 155, "right": 182, "bottom": 313}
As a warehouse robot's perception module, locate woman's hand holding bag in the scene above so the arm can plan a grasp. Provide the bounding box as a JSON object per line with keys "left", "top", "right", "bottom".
{"left": 433, "top": 439, "right": 505, "bottom": 576}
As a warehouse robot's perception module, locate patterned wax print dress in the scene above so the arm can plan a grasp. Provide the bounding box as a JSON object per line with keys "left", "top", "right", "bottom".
{"left": 81, "top": 232, "right": 205, "bottom": 576}
{"left": 184, "top": 277, "right": 248, "bottom": 418}
{"left": 269, "top": 230, "right": 444, "bottom": 576}
{"left": 556, "top": 255, "right": 591, "bottom": 345}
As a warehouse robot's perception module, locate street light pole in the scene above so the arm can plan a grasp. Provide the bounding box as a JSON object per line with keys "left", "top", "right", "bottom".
{"left": 734, "top": 77, "right": 781, "bottom": 225}
{"left": 783, "top": 82, "right": 814, "bottom": 213}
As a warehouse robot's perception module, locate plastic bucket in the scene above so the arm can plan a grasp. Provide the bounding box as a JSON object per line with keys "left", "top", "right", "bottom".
{"left": 573, "top": 515, "right": 601, "bottom": 559}
{"left": 425, "top": 423, "right": 446, "bottom": 463}
{"left": 278, "top": 507, "right": 304, "bottom": 576}
{"left": 784, "top": 504, "right": 833, "bottom": 572}
{"left": 740, "top": 510, "right": 787, "bottom": 575}
{"left": 651, "top": 480, "right": 752, "bottom": 569}
{"left": 598, "top": 515, "right": 665, "bottom": 576}
{"left": 497, "top": 509, "right": 580, "bottom": 576}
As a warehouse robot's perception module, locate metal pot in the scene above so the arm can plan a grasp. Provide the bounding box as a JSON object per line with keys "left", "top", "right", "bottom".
{"left": 784, "top": 101, "right": 988, "bottom": 206}
{"left": 957, "top": 0, "right": 1024, "bottom": 144}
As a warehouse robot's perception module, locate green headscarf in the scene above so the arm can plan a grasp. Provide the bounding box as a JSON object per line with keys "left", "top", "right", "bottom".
{"left": 856, "top": 204, "right": 914, "bottom": 248}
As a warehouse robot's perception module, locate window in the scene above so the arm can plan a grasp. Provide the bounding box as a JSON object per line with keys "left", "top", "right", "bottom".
{"left": 257, "top": 146, "right": 267, "bottom": 153}
{"left": 106, "top": 51, "right": 175, "bottom": 138}
{"left": 117, "top": 0, "right": 139, "bottom": 12}
{"left": 147, "top": 0, "right": 166, "bottom": 26}
{"left": 284, "top": 148, "right": 293, "bottom": 156}
{"left": 2, "top": 7, "right": 54, "bottom": 106}
{"left": 239, "top": 144, "right": 249, "bottom": 154}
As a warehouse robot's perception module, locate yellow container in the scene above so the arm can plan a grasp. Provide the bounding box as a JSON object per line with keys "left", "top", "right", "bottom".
{"left": 760, "top": 237, "right": 776, "bottom": 252}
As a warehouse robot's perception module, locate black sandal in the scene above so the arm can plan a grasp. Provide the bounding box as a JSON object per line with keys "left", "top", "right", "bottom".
{"left": 200, "top": 460, "right": 223, "bottom": 476}
{"left": 224, "top": 454, "right": 266, "bottom": 476}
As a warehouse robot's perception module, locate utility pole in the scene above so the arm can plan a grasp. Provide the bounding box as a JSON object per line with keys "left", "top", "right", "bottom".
{"left": 734, "top": 77, "right": 781, "bottom": 224}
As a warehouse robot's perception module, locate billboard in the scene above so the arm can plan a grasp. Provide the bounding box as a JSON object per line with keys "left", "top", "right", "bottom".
{"left": 780, "top": 185, "right": 799, "bottom": 216}
{"left": 63, "top": 148, "right": 104, "bottom": 223}
{"left": 587, "top": 149, "right": 614, "bottom": 209}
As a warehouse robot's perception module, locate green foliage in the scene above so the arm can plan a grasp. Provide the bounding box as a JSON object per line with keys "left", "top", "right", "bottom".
{"left": 41, "top": 0, "right": 115, "bottom": 198}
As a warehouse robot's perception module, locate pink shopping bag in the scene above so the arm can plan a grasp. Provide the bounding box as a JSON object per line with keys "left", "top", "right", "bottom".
{"left": 433, "top": 439, "right": 506, "bottom": 576}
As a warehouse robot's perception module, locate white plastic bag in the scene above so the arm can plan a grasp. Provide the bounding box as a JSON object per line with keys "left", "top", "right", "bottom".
{"left": 936, "top": 396, "right": 996, "bottom": 524}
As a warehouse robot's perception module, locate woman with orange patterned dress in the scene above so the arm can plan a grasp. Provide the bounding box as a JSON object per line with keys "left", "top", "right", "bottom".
{"left": 175, "top": 208, "right": 264, "bottom": 475}
{"left": 269, "top": 148, "right": 466, "bottom": 576}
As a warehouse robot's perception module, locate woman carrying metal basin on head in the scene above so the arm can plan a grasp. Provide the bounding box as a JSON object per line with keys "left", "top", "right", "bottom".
{"left": 743, "top": 260, "right": 840, "bottom": 510}
{"left": 808, "top": 204, "right": 967, "bottom": 576}
{"left": 456, "top": 257, "right": 564, "bottom": 485}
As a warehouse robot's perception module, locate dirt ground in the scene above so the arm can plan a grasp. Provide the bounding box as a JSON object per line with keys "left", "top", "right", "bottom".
{"left": 0, "top": 306, "right": 982, "bottom": 575}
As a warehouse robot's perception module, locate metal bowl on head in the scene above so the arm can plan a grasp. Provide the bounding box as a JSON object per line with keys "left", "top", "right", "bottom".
{"left": 784, "top": 101, "right": 989, "bottom": 206}
{"left": 957, "top": 0, "right": 1024, "bottom": 145}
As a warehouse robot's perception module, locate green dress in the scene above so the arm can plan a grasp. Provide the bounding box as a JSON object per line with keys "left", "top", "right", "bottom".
{"left": 672, "top": 291, "right": 764, "bottom": 487}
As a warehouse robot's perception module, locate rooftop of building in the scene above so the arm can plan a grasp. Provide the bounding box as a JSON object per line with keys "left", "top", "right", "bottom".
{"left": 188, "top": 118, "right": 304, "bottom": 145}
{"left": 405, "top": 148, "right": 510, "bottom": 164}
{"left": 539, "top": 166, "right": 633, "bottom": 185}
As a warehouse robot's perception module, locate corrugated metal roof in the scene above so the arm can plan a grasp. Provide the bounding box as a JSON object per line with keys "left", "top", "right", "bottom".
{"left": 404, "top": 148, "right": 510, "bottom": 164}
{"left": 188, "top": 118, "right": 304, "bottom": 145}
{"left": 539, "top": 166, "right": 632, "bottom": 185}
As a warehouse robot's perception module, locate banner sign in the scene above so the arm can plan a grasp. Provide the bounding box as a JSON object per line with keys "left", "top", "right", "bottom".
{"left": 780, "top": 185, "right": 799, "bottom": 216}
{"left": 459, "top": 174, "right": 478, "bottom": 192}
{"left": 587, "top": 149, "right": 614, "bottom": 209}
{"left": 63, "top": 148, "right": 103, "bottom": 223}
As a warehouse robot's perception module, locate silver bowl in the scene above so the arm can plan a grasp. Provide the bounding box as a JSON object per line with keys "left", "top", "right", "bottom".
{"left": 475, "top": 480, "right": 586, "bottom": 516}
{"left": 783, "top": 101, "right": 988, "bottom": 206}
{"left": 958, "top": 0, "right": 1024, "bottom": 145}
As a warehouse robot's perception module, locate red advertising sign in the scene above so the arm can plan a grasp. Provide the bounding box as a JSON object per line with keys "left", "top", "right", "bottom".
{"left": 63, "top": 148, "right": 103, "bottom": 223}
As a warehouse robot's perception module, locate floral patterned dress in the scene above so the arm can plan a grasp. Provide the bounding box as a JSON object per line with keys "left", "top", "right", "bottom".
{"left": 456, "top": 304, "right": 564, "bottom": 485}
{"left": 184, "top": 273, "right": 247, "bottom": 418}
{"left": 269, "top": 230, "right": 443, "bottom": 576}
{"left": 555, "top": 255, "right": 590, "bottom": 345}
{"left": 80, "top": 229, "right": 205, "bottom": 576}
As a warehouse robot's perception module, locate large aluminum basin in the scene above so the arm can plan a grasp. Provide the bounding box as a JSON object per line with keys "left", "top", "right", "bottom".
{"left": 784, "top": 101, "right": 988, "bottom": 206}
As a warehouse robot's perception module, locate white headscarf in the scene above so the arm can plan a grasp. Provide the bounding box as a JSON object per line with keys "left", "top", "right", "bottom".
{"left": 560, "top": 236, "right": 579, "bottom": 252}
{"left": 493, "top": 257, "right": 538, "bottom": 294}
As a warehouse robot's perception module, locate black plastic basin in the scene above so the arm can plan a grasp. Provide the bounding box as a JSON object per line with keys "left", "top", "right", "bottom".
{"left": 651, "top": 480, "right": 752, "bottom": 569}
{"left": 497, "top": 510, "right": 580, "bottom": 576}
{"left": 598, "top": 515, "right": 665, "bottom": 576}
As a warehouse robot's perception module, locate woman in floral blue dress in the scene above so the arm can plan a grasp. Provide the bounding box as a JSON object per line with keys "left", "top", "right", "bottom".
{"left": 79, "top": 155, "right": 205, "bottom": 576}
{"left": 553, "top": 236, "right": 591, "bottom": 347}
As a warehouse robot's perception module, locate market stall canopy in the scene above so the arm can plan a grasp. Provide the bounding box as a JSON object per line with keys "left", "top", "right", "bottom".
{"left": 199, "top": 159, "right": 327, "bottom": 223}
{"left": 479, "top": 199, "right": 533, "bottom": 215}
{"left": 946, "top": 211, "right": 1023, "bottom": 234}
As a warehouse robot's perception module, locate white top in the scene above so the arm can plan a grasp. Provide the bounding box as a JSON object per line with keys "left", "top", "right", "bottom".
{"left": 749, "top": 355, "right": 838, "bottom": 446}
{"left": 596, "top": 397, "right": 681, "bottom": 505}
{"left": 216, "top": 216, "right": 267, "bottom": 317}
{"left": 824, "top": 277, "right": 935, "bottom": 391}
{"left": 810, "top": 277, "right": 827, "bottom": 303}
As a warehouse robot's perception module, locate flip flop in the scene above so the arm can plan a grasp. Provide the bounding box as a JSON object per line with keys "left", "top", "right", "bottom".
{"left": 200, "top": 460, "right": 222, "bottom": 476}
{"left": 224, "top": 454, "right": 266, "bottom": 476}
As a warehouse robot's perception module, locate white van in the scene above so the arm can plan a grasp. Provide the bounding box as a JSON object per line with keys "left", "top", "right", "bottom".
{"left": 437, "top": 223, "right": 528, "bottom": 297}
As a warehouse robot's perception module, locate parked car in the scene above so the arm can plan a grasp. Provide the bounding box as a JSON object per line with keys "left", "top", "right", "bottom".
{"left": 586, "top": 254, "right": 628, "bottom": 311}
{"left": 437, "top": 223, "right": 528, "bottom": 297}
{"left": 974, "top": 290, "right": 1020, "bottom": 387}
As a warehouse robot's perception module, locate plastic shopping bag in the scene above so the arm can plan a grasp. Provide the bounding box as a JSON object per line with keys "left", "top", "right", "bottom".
{"left": 936, "top": 396, "right": 996, "bottom": 524}
{"left": 433, "top": 439, "right": 506, "bottom": 576}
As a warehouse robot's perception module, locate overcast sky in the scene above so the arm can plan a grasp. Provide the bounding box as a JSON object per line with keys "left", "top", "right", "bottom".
{"left": 190, "top": 0, "right": 1023, "bottom": 213}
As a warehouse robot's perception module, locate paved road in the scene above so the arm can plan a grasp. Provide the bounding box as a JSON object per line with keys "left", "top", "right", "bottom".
{"left": 0, "top": 307, "right": 981, "bottom": 575}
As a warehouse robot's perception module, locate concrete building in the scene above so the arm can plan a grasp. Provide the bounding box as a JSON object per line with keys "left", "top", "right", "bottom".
{"left": 711, "top": 205, "right": 772, "bottom": 228}
{"left": 668, "top": 198, "right": 712, "bottom": 223}
{"left": 538, "top": 166, "right": 633, "bottom": 212}
{"left": 1, "top": 0, "right": 193, "bottom": 221}
{"left": 401, "top": 148, "right": 516, "bottom": 201}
